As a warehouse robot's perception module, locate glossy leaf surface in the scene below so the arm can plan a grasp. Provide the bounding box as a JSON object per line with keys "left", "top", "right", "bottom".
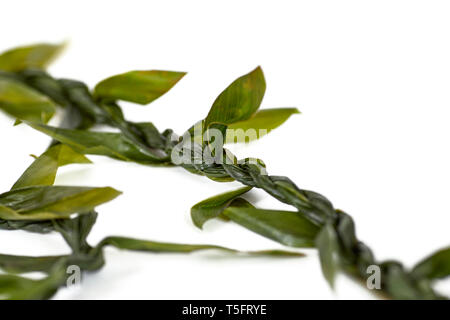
{"left": 204, "top": 67, "right": 265, "bottom": 131}
{"left": 191, "top": 186, "right": 252, "bottom": 229}
{"left": 223, "top": 205, "right": 320, "bottom": 247}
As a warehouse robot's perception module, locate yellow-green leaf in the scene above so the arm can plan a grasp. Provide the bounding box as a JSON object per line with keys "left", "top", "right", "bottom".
{"left": 0, "top": 78, "right": 56, "bottom": 123}
{"left": 0, "top": 43, "right": 65, "bottom": 72}
{"left": 226, "top": 108, "right": 299, "bottom": 143}
{"left": 94, "top": 70, "right": 186, "bottom": 105}
{"left": 12, "top": 144, "right": 91, "bottom": 190}
{"left": 0, "top": 186, "right": 121, "bottom": 221}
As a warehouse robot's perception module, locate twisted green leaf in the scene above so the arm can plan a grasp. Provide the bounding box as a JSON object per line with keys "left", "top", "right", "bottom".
{"left": 28, "top": 123, "right": 169, "bottom": 164}
{"left": 98, "top": 236, "right": 302, "bottom": 257}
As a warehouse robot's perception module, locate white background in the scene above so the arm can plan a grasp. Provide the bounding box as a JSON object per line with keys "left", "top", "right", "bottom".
{"left": 1, "top": 0, "right": 449, "bottom": 299}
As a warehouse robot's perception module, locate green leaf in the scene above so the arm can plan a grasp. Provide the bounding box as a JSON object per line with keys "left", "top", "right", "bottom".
{"left": 225, "top": 108, "right": 299, "bottom": 143}
{"left": 315, "top": 223, "right": 341, "bottom": 288}
{"left": 0, "top": 43, "right": 65, "bottom": 72}
{"left": 0, "top": 219, "right": 54, "bottom": 233}
{"left": 0, "top": 186, "right": 121, "bottom": 221}
{"left": 0, "top": 78, "right": 56, "bottom": 123}
{"left": 223, "top": 205, "right": 320, "bottom": 248}
{"left": 12, "top": 144, "right": 91, "bottom": 190}
{"left": 27, "top": 123, "right": 169, "bottom": 164}
{"left": 131, "top": 122, "right": 166, "bottom": 149}
{"left": 94, "top": 70, "right": 186, "bottom": 105}
{"left": 98, "top": 236, "right": 303, "bottom": 257}
{"left": 0, "top": 260, "right": 67, "bottom": 300}
{"left": 0, "top": 254, "right": 64, "bottom": 274}
{"left": 204, "top": 67, "right": 266, "bottom": 132}
{"left": 411, "top": 247, "right": 450, "bottom": 281}
{"left": 382, "top": 262, "right": 427, "bottom": 300}
{"left": 191, "top": 186, "right": 252, "bottom": 229}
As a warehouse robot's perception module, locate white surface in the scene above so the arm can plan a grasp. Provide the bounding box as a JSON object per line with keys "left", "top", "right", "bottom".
{"left": 1, "top": 0, "right": 450, "bottom": 299}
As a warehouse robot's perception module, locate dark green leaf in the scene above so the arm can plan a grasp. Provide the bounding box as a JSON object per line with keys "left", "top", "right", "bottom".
{"left": 0, "top": 78, "right": 56, "bottom": 123}
{"left": 381, "top": 262, "right": 427, "bottom": 300}
{"left": 0, "top": 186, "right": 121, "bottom": 220}
{"left": 412, "top": 247, "right": 450, "bottom": 281}
{"left": 94, "top": 70, "right": 186, "bottom": 105}
{"left": 191, "top": 186, "right": 252, "bottom": 229}
{"left": 223, "top": 205, "right": 320, "bottom": 248}
{"left": 12, "top": 144, "right": 91, "bottom": 190}
{"left": 131, "top": 122, "right": 166, "bottom": 149}
{"left": 226, "top": 108, "right": 299, "bottom": 143}
{"left": 205, "top": 67, "right": 266, "bottom": 131}
{"left": 0, "top": 219, "right": 54, "bottom": 233}
{"left": 315, "top": 223, "right": 341, "bottom": 288}
{"left": 0, "top": 43, "right": 64, "bottom": 72}
{"left": 28, "top": 123, "right": 169, "bottom": 164}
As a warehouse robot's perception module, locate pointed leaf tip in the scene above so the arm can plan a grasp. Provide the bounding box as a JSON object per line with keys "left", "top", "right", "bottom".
{"left": 204, "top": 66, "right": 266, "bottom": 133}
{"left": 94, "top": 70, "right": 186, "bottom": 105}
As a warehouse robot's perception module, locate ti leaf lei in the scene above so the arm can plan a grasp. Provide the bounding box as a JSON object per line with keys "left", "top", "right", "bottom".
{"left": 0, "top": 43, "right": 448, "bottom": 300}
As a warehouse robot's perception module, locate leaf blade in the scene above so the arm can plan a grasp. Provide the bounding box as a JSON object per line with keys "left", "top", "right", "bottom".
{"left": 0, "top": 78, "right": 56, "bottom": 123}
{"left": 205, "top": 67, "right": 266, "bottom": 131}
{"left": 27, "top": 123, "right": 169, "bottom": 164}
{"left": 191, "top": 186, "right": 252, "bottom": 229}
{"left": 411, "top": 246, "right": 450, "bottom": 281}
{"left": 315, "top": 223, "right": 341, "bottom": 288}
{"left": 223, "top": 206, "right": 320, "bottom": 248}
{"left": 0, "top": 186, "right": 121, "bottom": 221}
{"left": 12, "top": 144, "right": 91, "bottom": 190}
{"left": 226, "top": 108, "right": 299, "bottom": 143}
{"left": 99, "top": 236, "right": 303, "bottom": 257}
{"left": 94, "top": 70, "right": 186, "bottom": 105}
{"left": 0, "top": 43, "right": 65, "bottom": 72}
